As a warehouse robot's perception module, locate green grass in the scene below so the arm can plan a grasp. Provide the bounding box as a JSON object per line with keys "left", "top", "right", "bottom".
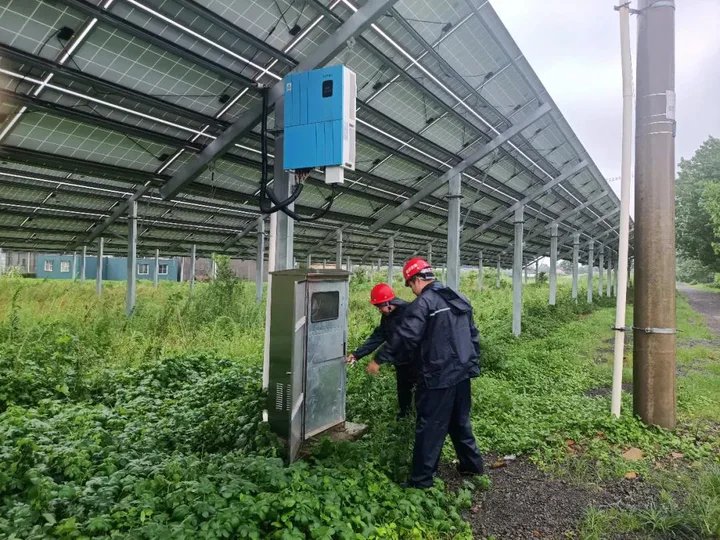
{"left": 0, "top": 271, "right": 718, "bottom": 538}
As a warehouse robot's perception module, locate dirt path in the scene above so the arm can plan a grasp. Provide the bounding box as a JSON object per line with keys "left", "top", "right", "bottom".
{"left": 677, "top": 283, "right": 720, "bottom": 335}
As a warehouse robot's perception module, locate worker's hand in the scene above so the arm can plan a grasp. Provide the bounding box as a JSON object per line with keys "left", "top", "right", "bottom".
{"left": 345, "top": 354, "right": 357, "bottom": 365}
{"left": 366, "top": 359, "right": 381, "bottom": 376}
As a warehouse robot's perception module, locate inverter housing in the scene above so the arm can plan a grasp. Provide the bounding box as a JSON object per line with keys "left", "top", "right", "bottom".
{"left": 283, "top": 65, "right": 356, "bottom": 184}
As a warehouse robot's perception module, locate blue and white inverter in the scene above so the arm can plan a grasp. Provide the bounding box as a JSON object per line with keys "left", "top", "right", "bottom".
{"left": 283, "top": 65, "right": 356, "bottom": 184}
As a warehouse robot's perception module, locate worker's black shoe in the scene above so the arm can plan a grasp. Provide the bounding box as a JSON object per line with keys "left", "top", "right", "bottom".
{"left": 457, "top": 467, "right": 483, "bottom": 477}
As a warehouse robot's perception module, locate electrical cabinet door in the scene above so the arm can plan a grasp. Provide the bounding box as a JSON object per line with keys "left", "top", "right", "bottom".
{"left": 303, "top": 279, "right": 347, "bottom": 438}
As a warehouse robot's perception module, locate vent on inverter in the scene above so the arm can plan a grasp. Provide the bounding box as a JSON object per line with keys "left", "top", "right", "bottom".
{"left": 285, "top": 384, "right": 292, "bottom": 411}
{"left": 275, "top": 383, "right": 284, "bottom": 411}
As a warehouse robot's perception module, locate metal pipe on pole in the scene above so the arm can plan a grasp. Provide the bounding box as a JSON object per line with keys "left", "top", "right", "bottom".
{"left": 612, "top": 3, "right": 635, "bottom": 418}
{"left": 549, "top": 223, "right": 558, "bottom": 305}
{"left": 586, "top": 240, "right": 594, "bottom": 304}
{"left": 96, "top": 237, "right": 104, "bottom": 296}
{"left": 632, "top": 0, "right": 676, "bottom": 428}
{"left": 447, "top": 172, "right": 461, "bottom": 291}
{"left": 126, "top": 200, "right": 137, "bottom": 316}
{"left": 256, "top": 217, "right": 265, "bottom": 304}
{"left": 512, "top": 205, "right": 524, "bottom": 336}
{"left": 572, "top": 233, "right": 580, "bottom": 301}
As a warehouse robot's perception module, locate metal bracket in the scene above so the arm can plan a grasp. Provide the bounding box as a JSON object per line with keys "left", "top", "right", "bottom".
{"left": 614, "top": 3, "right": 641, "bottom": 14}
{"left": 632, "top": 326, "right": 676, "bottom": 335}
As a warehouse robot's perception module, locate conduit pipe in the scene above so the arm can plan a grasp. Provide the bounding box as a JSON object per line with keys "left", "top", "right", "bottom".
{"left": 612, "top": 2, "right": 634, "bottom": 418}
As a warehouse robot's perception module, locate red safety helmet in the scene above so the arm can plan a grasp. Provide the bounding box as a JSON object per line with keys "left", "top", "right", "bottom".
{"left": 402, "top": 257, "right": 432, "bottom": 284}
{"left": 370, "top": 283, "right": 395, "bottom": 305}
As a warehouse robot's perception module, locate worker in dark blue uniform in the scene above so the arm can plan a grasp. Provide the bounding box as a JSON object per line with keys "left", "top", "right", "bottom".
{"left": 346, "top": 282, "right": 418, "bottom": 418}
{"left": 377, "top": 257, "right": 484, "bottom": 488}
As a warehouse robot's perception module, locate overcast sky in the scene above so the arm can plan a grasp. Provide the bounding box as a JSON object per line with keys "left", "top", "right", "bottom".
{"left": 491, "top": 0, "right": 720, "bottom": 194}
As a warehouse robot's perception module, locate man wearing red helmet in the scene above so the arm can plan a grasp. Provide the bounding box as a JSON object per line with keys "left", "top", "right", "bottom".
{"left": 346, "top": 282, "right": 418, "bottom": 418}
{"left": 377, "top": 257, "right": 484, "bottom": 488}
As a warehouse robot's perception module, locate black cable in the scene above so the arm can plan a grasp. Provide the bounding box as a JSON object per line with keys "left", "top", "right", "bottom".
{"left": 256, "top": 87, "right": 337, "bottom": 222}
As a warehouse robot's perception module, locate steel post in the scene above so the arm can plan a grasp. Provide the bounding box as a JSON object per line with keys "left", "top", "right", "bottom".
{"left": 96, "top": 237, "right": 104, "bottom": 296}
{"left": 446, "top": 173, "right": 461, "bottom": 291}
{"left": 587, "top": 240, "right": 594, "bottom": 304}
{"left": 153, "top": 248, "right": 160, "bottom": 288}
{"left": 126, "top": 200, "right": 137, "bottom": 316}
{"left": 598, "top": 244, "right": 604, "bottom": 297}
{"left": 256, "top": 217, "right": 265, "bottom": 303}
{"left": 81, "top": 246, "right": 86, "bottom": 281}
{"left": 190, "top": 244, "right": 196, "bottom": 291}
{"left": 478, "top": 251, "right": 483, "bottom": 291}
{"left": 336, "top": 229, "right": 343, "bottom": 269}
{"left": 496, "top": 255, "right": 501, "bottom": 288}
{"left": 388, "top": 236, "right": 395, "bottom": 284}
{"left": 512, "top": 205, "right": 524, "bottom": 336}
{"left": 549, "top": 223, "right": 558, "bottom": 305}
{"left": 572, "top": 233, "right": 580, "bottom": 301}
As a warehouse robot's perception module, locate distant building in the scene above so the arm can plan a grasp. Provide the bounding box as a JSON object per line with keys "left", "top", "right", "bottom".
{"left": 36, "top": 254, "right": 181, "bottom": 281}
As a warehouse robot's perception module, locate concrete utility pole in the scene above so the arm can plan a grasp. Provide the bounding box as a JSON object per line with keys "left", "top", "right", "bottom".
{"left": 633, "top": 0, "right": 676, "bottom": 429}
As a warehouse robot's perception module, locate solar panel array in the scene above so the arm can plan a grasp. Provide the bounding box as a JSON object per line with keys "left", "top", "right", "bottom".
{"left": 0, "top": 0, "right": 620, "bottom": 267}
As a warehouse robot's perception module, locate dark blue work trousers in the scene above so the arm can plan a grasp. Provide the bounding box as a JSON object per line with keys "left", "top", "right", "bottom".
{"left": 410, "top": 377, "right": 484, "bottom": 488}
{"left": 395, "top": 363, "right": 418, "bottom": 418}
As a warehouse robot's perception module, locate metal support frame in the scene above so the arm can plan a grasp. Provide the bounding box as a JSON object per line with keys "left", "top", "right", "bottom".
{"left": 549, "top": 223, "right": 558, "bottom": 305}
{"left": 346, "top": 256, "right": 351, "bottom": 273}
{"left": 306, "top": 253, "right": 312, "bottom": 268}
{"left": 126, "top": 201, "right": 137, "bottom": 316}
{"left": 71, "top": 251, "right": 77, "bottom": 281}
{"left": 496, "top": 255, "right": 501, "bottom": 288}
{"left": 535, "top": 259, "right": 539, "bottom": 284}
{"left": 478, "top": 251, "right": 483, "bottom": 291}
{"left": 586, "top": 240, "right": 594, "bottom": 304}
{"left": 462, "top": 159, "right": 587, "bottom": 245}
{"left": 336, "top": 229, "right": 343, "bottom": 269}
{"left": 427, "top": 242, "right": 432, "bottom": 265}
{"left": 153, "top": 248, "right": 160, "bottom": 288}
{"left": 222, "top": 220, "right": 258, "bottom": 250}
{"left": 572, "top": 232, "right": 580, "bottom": 301}
{"left": 80, "top": 246, "right": 86, "bottom": 281}
{"left": 446, "top": 173, "right": 461, "bottom": 291}
{"left": 190, "top": 244, "right": 196, "bottom": 291}
{"left": 370, "top": 103, "right": 552, "bottom": 233}
{"left": 512, "top": 205, "right": 524, "bottom": 336}
{"left": 256, "top": 217, "right": 265, "bottom": 304}
{"left": 388, "top": 236, "right": 395, "bottom": 284}
{"left": 96, "top": 237, "right": 104, "bottom": 296}
{"left": 598, "top": 244, "right": 604, "bottom": 297}
{"left": 162, "top": 0, "right": 400, "bottom": 200}
{"left": 606, "top": 250, "right": 613, "bottom": 297}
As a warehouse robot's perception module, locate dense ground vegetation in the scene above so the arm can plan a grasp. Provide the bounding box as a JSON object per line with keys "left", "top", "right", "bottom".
{"left": 0, "top": 269, "right": 718, "bottom": 538}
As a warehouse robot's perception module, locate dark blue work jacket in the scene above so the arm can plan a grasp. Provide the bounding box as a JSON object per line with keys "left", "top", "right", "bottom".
{"left": 379, "top": 282, "right": 480, "bottom": 389}
{"left": 351, "top": 298, "right": 412, "bottom": 365}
